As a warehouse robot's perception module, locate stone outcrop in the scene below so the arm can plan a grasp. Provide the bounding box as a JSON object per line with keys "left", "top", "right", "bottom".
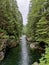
{"left": 0, "top": 39, "right": 7, "bottom": 51}
{"left": 30, "top": 42, "right": 38, "bottom": 49}
{"left": 0, "top": 38, "right": 8, "bottom": 61}
{"left": 27, "top": 37, "right": 32, "bottom": 42}
{"left": 32, "top": 62, "right": 38, "bottom": 65}
{"left": 0, "top": 51, "right": 4, "bottom": 61}
{"left": 0, "top": 33, "right": 19, "bottom": 61}
{"left": 7, "top": 39, "right": 19, "bottom": 48}
{"left": 30, "top": 43, "right": 36, "bottom": 49}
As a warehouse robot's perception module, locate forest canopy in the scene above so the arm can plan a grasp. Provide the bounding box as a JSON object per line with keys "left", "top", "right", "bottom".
{"left": 0, "top": 0, "right": 23, "bottom": 40}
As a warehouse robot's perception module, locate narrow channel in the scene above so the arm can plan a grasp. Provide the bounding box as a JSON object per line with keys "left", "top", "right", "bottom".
{"left": 0, "top": 35, "right": 41, "bottom": 65}
{"left": 0, "top": 35, "right": 32, "bottom": 65}
{"left": 20, "top": 35, "right": 30, "bottom": 65}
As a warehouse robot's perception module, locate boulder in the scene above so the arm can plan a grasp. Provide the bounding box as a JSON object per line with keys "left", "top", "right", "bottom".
{"left": 8, "top": 39, "right": 19, "bottom": 48}
{"left": 9, "top": 40, "right": 17, "bottom": 48}
{"left": 30, "top": 43, "right": 38, "bottom": 49}
{"left": 32, "top": 62, "right": 38, "bottom": 65}
{"left": 0, "top": 51, "right": 4, "bottom": 61}
{"left": 0, "top": 39, "right": 7, "bottom": 51}
{"left": 27, "top": 37, "right": 32, "bottom": 42}
{"left": 30, "top": 43, "right": 35, "bottom": 49}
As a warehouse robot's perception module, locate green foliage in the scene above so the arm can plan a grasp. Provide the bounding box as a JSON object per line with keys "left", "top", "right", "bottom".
{"left": 22, "top": 25, "right": 27, "bottom": 34}
{"left": 27, "top": 0, "right": 49, "bottom": 65}
{"left": 0, "top": 0, "right": 23, "bottom": 41}
{"left": 27, "top": 0, "right": 49, "bottom": 43}
{"left": 39, "top": 47, "right": 49, "bottom": 65}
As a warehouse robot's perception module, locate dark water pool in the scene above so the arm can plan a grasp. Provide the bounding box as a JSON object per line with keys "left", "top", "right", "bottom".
{"left": 0, "top": 35, "right": 41, "bottom": 65}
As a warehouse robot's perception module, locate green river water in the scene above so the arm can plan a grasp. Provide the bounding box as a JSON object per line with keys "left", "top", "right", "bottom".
{"left": 0, "top": 35, "right": 41, "bottom": 65}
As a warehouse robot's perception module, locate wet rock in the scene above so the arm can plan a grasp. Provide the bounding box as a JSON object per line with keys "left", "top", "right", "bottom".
{"left": 30, "top": 43, "right": 35, "bottom": 49}
{"left": 7, "top": 36, "right": 19, "bottom": 48}
{"left": 0, "top": 51, "right": 4, "bottom": 61}
{"left": 30, "top": 43, "right": 38, "bottom": 49}
{"left": 0, "top": 35, "right": 19, "bottom": 61}
{"left": 7, "top": 39, "right": 19, "bottom": 48}
{"left": 27, "top": 37, "right": 32, "bottom": 42}
{"left": 9, "top": 41, "right": 17, "bottom": 48}
{"left": 0, "top": 38, "right": 8, "bottom": 61}
{"left": 32, "top": 62, "right": 38, "bottom": 65}
{"left": 0, "top": 39, "right": 7, "bottom": 51}
{"left": 0, "top": 33, "right": 4, "bottom": 37}
{"left": 30, "top": 43, "right": 45, "bottom": 53}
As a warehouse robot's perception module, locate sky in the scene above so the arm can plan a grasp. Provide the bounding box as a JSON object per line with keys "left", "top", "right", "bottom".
{"left": 17, "top": 0, "right": 30, "bottom": 25}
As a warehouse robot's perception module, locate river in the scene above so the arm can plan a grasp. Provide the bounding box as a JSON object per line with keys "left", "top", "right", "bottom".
{"left": 0, "top": 35, "right": 41, "bottom": 65}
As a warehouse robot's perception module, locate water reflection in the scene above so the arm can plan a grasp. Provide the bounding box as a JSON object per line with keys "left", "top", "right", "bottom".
{"left": 20, "top": 35, "right": 29, "bottom": 65}
{"left": 0, "top": 35, "right": 32, "bottom": 65}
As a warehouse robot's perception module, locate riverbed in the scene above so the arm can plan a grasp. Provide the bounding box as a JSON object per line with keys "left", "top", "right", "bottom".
{"left": 0, "top": 35, "right": 41, "bottom": 65}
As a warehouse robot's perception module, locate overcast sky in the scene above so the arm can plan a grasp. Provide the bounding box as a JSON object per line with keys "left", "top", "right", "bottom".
{"left": 17, "top": 0, "right": 30, "bottom": 25}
